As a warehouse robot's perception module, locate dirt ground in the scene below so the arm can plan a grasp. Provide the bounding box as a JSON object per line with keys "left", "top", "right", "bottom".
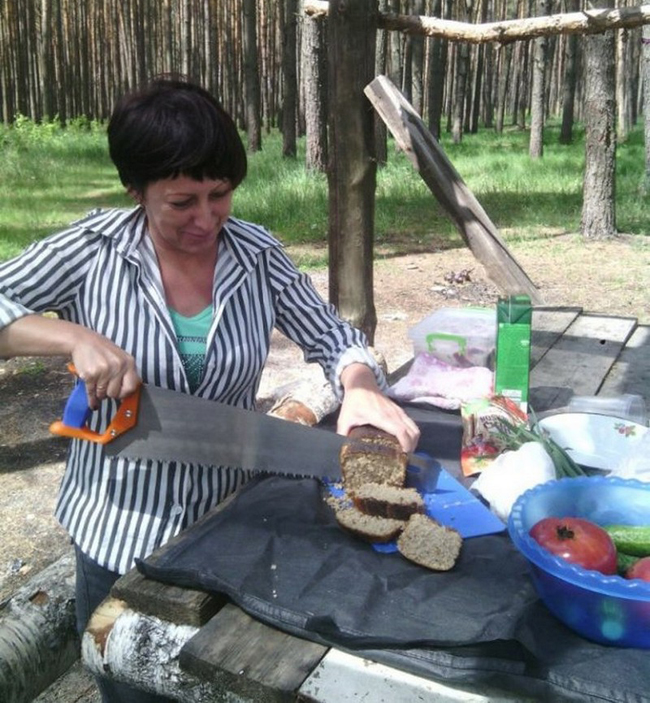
{"left": 1, "top": 232, "right": 649, "bottom": 608}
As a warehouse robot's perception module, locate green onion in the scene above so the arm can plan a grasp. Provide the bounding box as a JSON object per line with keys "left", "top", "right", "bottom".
{"left": 488, "top": 412, "right": 587, "bottom": 480}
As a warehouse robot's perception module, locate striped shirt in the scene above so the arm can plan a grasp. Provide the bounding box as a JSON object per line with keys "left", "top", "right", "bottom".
{"left": 0, "top": 207, "right": 385, "bottom": 574}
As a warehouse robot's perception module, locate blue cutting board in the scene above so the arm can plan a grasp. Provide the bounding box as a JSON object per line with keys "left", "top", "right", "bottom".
{"left": 328, "top": 463, "right": 505, "bottom": 554}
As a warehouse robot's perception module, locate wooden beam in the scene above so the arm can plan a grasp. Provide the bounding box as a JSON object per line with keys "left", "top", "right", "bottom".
{"left": 180, "top": 604, "right": 327, "bottom": 699}
{"left": 305, "top": 2, "right": 650, "bottom": 44}
{"left": 365, "top": 75, "right": 543, "bottom": 304}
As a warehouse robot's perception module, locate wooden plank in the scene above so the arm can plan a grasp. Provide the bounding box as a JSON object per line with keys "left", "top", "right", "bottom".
{"left": 110, "top": 566, "right": 224, "bottom": 629}
{"left": 364, "top": 75, "right": 542, "bottom": 303}
{"left": 180, "top": 604, "right": 327, "bottom": 701}
{"left": 598, "top": 324, "right": 650, "bottom": 405}
{"left": 111, "top": 493, "right": 238, "bottom": 627}
{"left": 530, "top": 307, "right": 581, "bottom": 368}
{"left": 298, "top": 648, "right": 534, "bottom": 703}
{"left": 529, "top": 313, "right": 637, "bottom": 412}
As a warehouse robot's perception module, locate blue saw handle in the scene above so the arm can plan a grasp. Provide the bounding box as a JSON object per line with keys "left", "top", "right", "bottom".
{"left": 61, "top": 378, "right": 92, "bottom": 428}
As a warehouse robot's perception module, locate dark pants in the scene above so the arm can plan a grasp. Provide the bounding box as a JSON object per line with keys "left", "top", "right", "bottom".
{"left": 75, "top": 546, "right": 175, "bottom": 703}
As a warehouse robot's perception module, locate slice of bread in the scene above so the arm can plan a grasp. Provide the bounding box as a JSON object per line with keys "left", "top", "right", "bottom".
{"left": 397, "top": 513, "right": 462, "bottom": 571}
{"left": 334, "top": 505, "right": 406, "bottom": 543}
{"left": 351, "top": 483, "right": 425, "bottom": 521}
{"left": 339, "top": 425, "right": 407, "bottom": 491}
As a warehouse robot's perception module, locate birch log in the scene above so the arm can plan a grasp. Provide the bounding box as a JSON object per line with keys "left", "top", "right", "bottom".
{"left": 82, "top": 597, "right": 225, "bottom": 701}
{"left": 266, "top": 348, "right": 389, "bottom": 426}
{"left": 305, "top": 1, "right": 650, "bottom": 44}
{"left": 0, "top": 549, "right": 78, "bottom": 703}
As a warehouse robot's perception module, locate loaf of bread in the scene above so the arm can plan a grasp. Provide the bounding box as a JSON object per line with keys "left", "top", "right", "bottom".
{"left": 397, "top": 514, "right": 462, "bottom": 571}
{"left": 339, "top": 425, "right": 407, "bottom": 492}
{"left": 334, "top": 505, "right": 406, "bottom": 543}
{"left": 351, "top": 483, "right": 425, "bottom": 521}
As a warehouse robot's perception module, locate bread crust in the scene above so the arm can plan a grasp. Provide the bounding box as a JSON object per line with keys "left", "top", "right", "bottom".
{"left": 340, "top": 425, "right": 407, "bottom": 491}
{"left": 351, "top": 483, "right": 425, "bottom": 520}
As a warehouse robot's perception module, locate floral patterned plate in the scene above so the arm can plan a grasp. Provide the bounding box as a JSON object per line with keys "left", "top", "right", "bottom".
{"left": 537, "top": 412, "right": 648, "bottom": 470}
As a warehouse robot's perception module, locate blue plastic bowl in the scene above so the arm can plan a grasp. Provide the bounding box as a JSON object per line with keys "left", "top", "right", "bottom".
{"left": 508, "top": 476, "right": 650, "bottom": 648}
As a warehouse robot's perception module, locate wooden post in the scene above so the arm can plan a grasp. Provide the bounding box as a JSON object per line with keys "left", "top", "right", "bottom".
{"left": 327, "top": 0, "right": 379, "bottom": 342}
{"left": 365, "top": 75, "right": 543, "bottom": 303}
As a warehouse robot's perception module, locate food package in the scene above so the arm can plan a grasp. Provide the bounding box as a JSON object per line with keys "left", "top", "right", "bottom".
{"left": 407, "top": 307, "right": 496, "bottom": 369}
{"left": 388, "top": 354, "right": 493, "bottom": 410}
{"left": 494, "top": 295, "right": 532, "bottom": 412}
{"left": 460, "top": 395, "right": 528, "bottom": 476}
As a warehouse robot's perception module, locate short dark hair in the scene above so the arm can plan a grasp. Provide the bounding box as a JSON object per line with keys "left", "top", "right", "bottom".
{"left": 107, "top": 77, "right": 247, "bottom": 193}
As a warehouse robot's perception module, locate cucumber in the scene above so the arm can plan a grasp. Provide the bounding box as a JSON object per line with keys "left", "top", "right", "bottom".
{"left": 616, "top": 551, "right": 640, "bottom": 576}
{"left": 603, "top": 525, "right": 650, "bottom": 557}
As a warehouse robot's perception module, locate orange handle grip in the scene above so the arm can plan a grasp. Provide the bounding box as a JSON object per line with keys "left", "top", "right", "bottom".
{"left": 49, "top": 363, "right": 141, "bottom": 444}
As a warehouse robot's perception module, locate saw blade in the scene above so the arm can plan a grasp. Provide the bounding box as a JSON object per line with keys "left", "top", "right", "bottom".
{"left": 103, "top": 385, "right": 345, "bottom": 481}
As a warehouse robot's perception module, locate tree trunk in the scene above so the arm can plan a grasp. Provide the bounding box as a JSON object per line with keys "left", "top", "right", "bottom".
{"left": 243, "top": 0, "right": 262, "bottom": 151}
{"left": 559, "top": 0, "right": 580, "bottom": 144}
{"left": 410, "top": 0, "right": 426, "bottom": 116}
{"left": 515, "top": 38, "right": 530, "bottom": 130}
{"left": 616, "top": 27, "right": 632, "bottom": 143}
{"left": 387, "top": 0, "right": 402, "bottom": 89}
{"left": 375, "top": 0, "right": 389, "bottom": 167}
{"left": 581, "top": 1, "right": 617, "bottom": 239}
{"left": 529, "top": 0, "right": 552, "bottom": 158}
{"left": 327, "top": 0, "right": 378, "bottom": 342}
{"left": 301, "top": 0, "right": 328, "bottom": 172}
{"left": 452, "top": 1, "right": 472, "bottom": 143}
{"left": 427, "top": 0, "right": 450, "bottom": 140}
{"left": 642, "top": 22, "right": 650, "bottom": 192}
{"left": 282, "top": 0, "right": 298, "bottom": 157}
{"left": 495, "top": 43, "right": 513, "bottom": 133}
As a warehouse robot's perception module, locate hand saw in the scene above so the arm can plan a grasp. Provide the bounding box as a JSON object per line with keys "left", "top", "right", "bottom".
{"left": 50, "top": 372, "right": 432, "bottom": 481}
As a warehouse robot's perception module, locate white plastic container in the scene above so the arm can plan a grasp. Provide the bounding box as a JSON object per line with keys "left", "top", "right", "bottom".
{"left": 407, "top": 307, "right": 496, "bottom": 368}
{"left": 567, "top": 393, "right": 647, "bottom": 426}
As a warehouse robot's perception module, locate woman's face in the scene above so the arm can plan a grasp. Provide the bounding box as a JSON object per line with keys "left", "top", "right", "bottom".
{"left": 140, "top": 175, "right": 234, "bottom": 257}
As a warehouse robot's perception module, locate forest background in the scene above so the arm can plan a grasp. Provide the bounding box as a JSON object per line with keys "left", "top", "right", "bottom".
{"left": 2, "top": 0, "right": 649, "bottom": 333}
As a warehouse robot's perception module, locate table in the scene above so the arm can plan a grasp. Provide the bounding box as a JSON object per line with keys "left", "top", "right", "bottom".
{"left": 81, "top": 307, "right": 649, "bottom": 702}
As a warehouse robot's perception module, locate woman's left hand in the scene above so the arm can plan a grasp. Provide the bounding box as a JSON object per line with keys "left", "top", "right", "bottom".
{"left": 337, "top": 363, "right": 420, "bottom": 453}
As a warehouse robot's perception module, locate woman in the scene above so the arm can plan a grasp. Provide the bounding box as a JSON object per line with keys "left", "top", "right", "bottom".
{"left": 0, "top": 78, "right": 419, "bottom": 701}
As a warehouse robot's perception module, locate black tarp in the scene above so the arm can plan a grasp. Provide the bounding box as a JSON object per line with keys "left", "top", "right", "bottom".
{"left": 138, "top": 476, "right": 650, "bottom": 703}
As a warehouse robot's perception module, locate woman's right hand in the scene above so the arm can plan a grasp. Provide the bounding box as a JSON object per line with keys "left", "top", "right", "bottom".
{"left": 0, "top": 314, "right": 141, "bottom": 409}
{"left": 70, "top": 331, "right": 140, "bottom": 409}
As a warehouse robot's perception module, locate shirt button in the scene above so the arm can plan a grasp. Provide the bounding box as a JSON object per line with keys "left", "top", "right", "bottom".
{"left": 171, "top": 505, "right": 183, "bottom": 516}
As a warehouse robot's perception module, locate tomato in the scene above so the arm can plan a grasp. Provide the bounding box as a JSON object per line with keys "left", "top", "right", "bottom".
{"left": 529, "top": 517, "right": 617, "bottom": 575}
{"left": 626, "top": 556, "right": 650, "bottom": 582}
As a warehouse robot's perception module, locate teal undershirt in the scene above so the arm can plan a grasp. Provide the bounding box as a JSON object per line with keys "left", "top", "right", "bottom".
{"left": 168, "top": 306, "right": 212, "bottom": 392}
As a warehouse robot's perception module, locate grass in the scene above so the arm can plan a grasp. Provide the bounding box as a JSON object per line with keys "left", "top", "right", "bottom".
{"left": 0, "top": 115, "right": 647, "bottom": 264}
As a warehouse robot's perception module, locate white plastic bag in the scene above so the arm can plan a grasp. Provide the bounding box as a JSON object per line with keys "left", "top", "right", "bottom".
{"left": 472, "top": 441, "right": 556, "bottom": 521}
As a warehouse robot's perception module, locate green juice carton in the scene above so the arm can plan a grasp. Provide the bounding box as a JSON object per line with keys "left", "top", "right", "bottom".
{"left": 494, "top": 295, "right": 532, "bottom": 412}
